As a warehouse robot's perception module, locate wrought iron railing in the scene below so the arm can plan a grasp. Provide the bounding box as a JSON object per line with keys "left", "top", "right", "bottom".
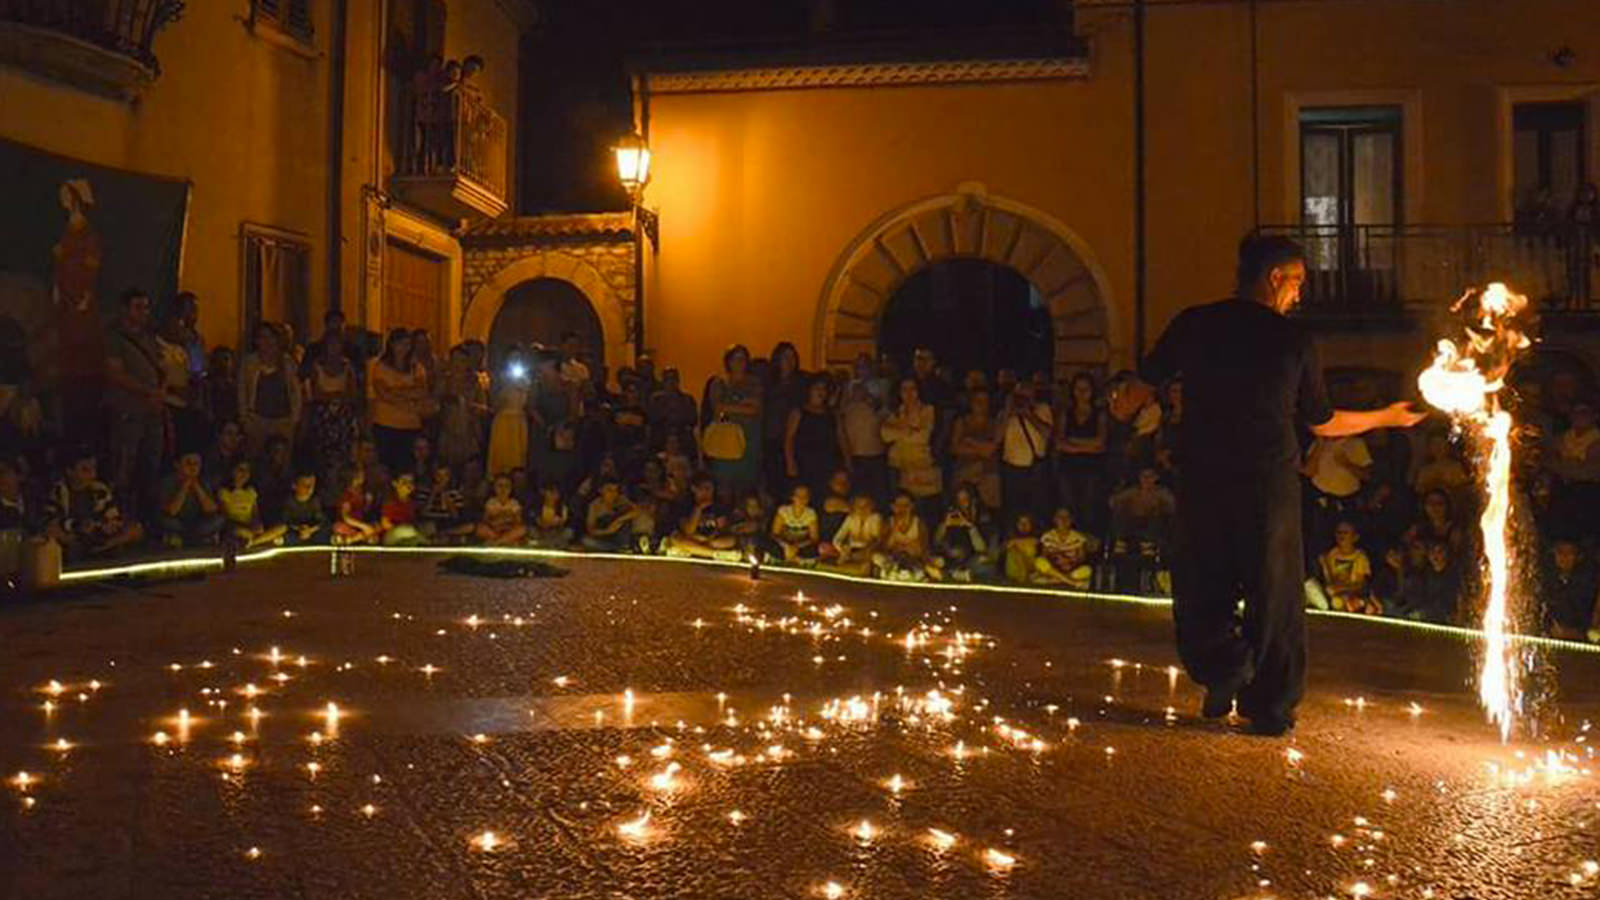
{"left": 1257, "top": 223, "right": 1599, "bottom": 318}
{"left": 0, "top": 0, "right": 185, "bottom": 72}
{"left": 397, "top": 88, "right": 508, "bottom": 202}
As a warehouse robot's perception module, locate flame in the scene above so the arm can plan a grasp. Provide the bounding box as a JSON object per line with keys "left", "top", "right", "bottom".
{"left": 1416, "top": 282, "right": 1531, "bottom": 742}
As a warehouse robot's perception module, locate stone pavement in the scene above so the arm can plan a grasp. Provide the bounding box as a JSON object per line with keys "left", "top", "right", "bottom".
{"left": 0, "top": 553, "right": 1596, "bottom": 899}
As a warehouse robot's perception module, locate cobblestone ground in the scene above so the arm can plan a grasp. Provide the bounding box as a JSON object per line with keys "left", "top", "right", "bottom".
{"left": 0, "top": 553, "right": 1597, "bottom": 900}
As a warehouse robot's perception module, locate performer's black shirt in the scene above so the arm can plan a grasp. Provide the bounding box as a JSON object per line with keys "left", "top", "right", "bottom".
{"left": 1141, "top": 298, "right": 1334, "bottom": 478}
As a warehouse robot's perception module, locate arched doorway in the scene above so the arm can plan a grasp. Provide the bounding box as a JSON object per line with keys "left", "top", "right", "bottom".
{"left": 488, "top": 277, "right": 604, "bottom": 371}
{"left": 817, "top": 184, "right": 1115, "bottom": 381}
{"left": 879, "top": 259, "right": 1054, "bottom": 377}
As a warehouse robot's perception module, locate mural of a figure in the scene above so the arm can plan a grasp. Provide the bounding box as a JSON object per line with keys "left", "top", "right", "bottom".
{"left": 52, "top": 178, "right": 106, "bottom": 433}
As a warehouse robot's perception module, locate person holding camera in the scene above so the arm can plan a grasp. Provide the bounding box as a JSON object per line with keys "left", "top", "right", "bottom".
{"left": 998, "top": 379, "right": 1053, "bottom": 535}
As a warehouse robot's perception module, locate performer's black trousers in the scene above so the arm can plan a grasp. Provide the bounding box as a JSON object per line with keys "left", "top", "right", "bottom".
{"left": 1172, "top": 466, "right": 1307, "bottom": 721}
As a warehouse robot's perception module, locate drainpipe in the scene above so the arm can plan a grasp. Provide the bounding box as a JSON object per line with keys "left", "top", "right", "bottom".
{"left": 327, "top": 0, "right": 349, "bottom": 316}
{"left": 1133, "top": 0, "right": 1147, "bottom": 362}
{"left": 1249, "top": 0, "right": 1260, "bottom": 231}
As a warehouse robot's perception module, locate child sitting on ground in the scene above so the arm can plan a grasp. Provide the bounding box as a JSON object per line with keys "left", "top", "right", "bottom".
{"left": 530, "top": 481, "right": 574, "bottom": 548}
{"left": 219, "top": 460, "right": 287, "bottom": 550}
{"left": 818, "top": 470, "right": 855, "bottom": 541}
{"left": 630, "top": 494, "right": 659, "bottom": 553}
{"left": 46, "top": 450, "right": 145, "bottom": 557}
{"left": 157, "top": 451, "right": 227, "bottom": 548}
{"left": 280, "top": 472, "right": 329, "bottom": 545}
{"left": 663, "top": 474, "right": 740, "bottom": 560}
{"left": 380, "top": 473, "right": 425, "bottom": 546}
{"left": 1035, "top": 506, "right": 1096, "bottom": 588}
{"left": 476, "top": 474, "right": 528, "bottom": 546}
{"left": 1393, "top": 540, "right": 1462, "bottom": 624}
{"left": 582, "top": 479, "right": 639, "bottom": 552}
{"left": 1003, "top": 513, "right": 1041, "bottom": 584}
{"left": 874, "top": 491, "right": 942, "bottom": 581}
{"left": 770, "top": 484, "right": 820, "bottom": 564}
{"left": 333, "top": 466, "right": 379, "bottom": 545}
{"left": 1318, "top": 519, "right": 1377, "bottom": 614}
{"left": 1541, "top": 539, "right": 1600, "bottom": 641}
{"left": 417, "top": 464, "right": 475, "bottom": 543}
{"left": 729, "top": 493, "right": 769, "bottom": 559}
{"left": 933, "top": 484, "right": 992, "bottom": 582}
{"left": 821, "top": 493, "right": 882, "bottom": 576}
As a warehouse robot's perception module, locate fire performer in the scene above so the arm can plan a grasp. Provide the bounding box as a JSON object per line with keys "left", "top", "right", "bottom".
{"left": 1112, "top": 235, "right": 1426, "bottom": 735}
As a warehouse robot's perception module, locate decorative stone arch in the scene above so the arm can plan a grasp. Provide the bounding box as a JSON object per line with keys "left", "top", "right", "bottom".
{"left": 816, "top": 183, "right": 1116, "bottom": 379}
{"left": 461, "top": 249, "right": 631, "bottom": 368}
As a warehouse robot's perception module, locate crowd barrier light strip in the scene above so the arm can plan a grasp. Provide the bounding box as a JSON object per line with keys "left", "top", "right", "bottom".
{"left": 55, "top": 544, "right": 1600, "bottom": 655}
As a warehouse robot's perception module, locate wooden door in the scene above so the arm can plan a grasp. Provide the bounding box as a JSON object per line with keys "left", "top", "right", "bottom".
{"left": 382, "top": 238, "right": 447, "bottom": 339}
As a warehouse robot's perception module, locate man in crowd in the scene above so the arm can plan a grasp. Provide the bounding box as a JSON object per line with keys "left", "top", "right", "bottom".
{"left": 103, "top": 288, "right": 166, "bottom": 518}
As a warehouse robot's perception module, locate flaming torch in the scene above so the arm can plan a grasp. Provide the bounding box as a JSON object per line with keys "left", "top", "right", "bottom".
{"left": 1416, "top": 283, "right": 1531, "bottom": 742}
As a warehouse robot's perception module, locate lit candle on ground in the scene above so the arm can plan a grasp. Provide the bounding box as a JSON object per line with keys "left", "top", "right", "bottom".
{"left": 472, "top": 830, "right": 499, "bottom": 851}
{"left": 617, "top": 811, "right": 651, "bottom": 841}
{"left": 985, "top": 848, "right": 1017, "bottom": 870}
{"left": 852, "top": 819, "right": 878, "bottom": 842}
{"left": 928, "top": 828, "right": 958, "bottom": 850}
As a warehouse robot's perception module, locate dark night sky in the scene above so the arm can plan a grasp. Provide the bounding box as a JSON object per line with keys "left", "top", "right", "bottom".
{"left": 517, "top": 0, "right": 1074, "bottom": 213}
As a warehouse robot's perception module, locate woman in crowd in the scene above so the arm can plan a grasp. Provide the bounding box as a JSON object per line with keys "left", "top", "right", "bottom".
{"left": 486, "top": 345, "right": 532, "bottom": 477}
{"left": 155, "top": 313, "right": 204, "bottom": 456}
{"left": 934, "top": 483, "right": 992, "bottom": 582}
{"left": 305, "top": 333, "right": 362, "bottom": 481}
{"left": 881, "top": 377, "right": 941, "bottom": 515}
{"left": 949, "top": 388, "right": 1000, "bottom": 511}
{"left": 476, "top": 473, "right": 528, "bottom": 546}
{"left": 1055, "top": 372, "right": 1108, "bottom": 532}
{"left": 238, "top": 323, "right": 302, "bottom": 457}
{"left": 785, "top": 375, "right": 843, "bottom": 499}
{"left": 436, "top": 345, "right": 487, "bottom": 471}
{"left": 369, "top": 328, "right": 430, "bottom": 474}
{"left": 1404, "top": 489, "right": 1468, "bottom": 559}
{"left": 763, "top": 342, "right": 806, "bottom": 495}
{"left": 704, "top": 345, "right": 764, "bottom": 502}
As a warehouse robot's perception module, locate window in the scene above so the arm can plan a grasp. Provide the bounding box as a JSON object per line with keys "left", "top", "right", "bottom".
{"left": 1298, "top": 107, "right": 1404, "bottom": 311}
{"left": 252, "top": 0, "right": 314, "bottom": 45}
{"left": 241, "top": 225, "right": 312, "bottom": 344}
{"left": 1513, "top": 101, "right": 1587, "bottom": 214}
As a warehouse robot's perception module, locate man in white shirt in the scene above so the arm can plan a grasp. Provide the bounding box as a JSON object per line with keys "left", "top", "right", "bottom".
{"left": 999, "top": 381, "right": 1053, "bottom": 533}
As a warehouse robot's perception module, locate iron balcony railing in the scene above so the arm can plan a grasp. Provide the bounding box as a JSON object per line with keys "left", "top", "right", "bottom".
{"left": 397, "top": 87, "right": 508, "bottom": 202}
{"left": 1257, "top": 223, "right": 1599, "bottom": 318}
{"left": 0, "top": 0, "right": 185, "bottom": 72}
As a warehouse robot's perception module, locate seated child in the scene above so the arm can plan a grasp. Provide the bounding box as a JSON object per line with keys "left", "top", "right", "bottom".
{"left": 476, "top": 474, "right": 528, "bottom": 546}
{"left": 1318, "top": 519, "right": 1377, "bottom": 614}
{"left": 1035, "top": 506, "right": 1096, "bottom": 589}
{"left": 417, "top": 464, "right": 475, "bottom": 542}
{"left": 729, "top": 493, "right": 769, "bottom": 557}
{"left": 332, "top": 466, "right": 379, "bottom": 545}
{"left": 658, "top": 433, "right": 693, "bottom": 491}
{"left": 662, "top": 474, "right": 739, "bottom": 560}
{"left": 218, "top": 460, "right": 287, "bottom": 550}
{"left": 1541, "top": 539, "right": 1599, "bottom": 641}
{"left": 530, "top": 481, "right": 574, "bottom": 548}
{"left": 818, "top": 470, "right": 854, "bottom": 540}
{"left": 629, "top": 494, "right": 659, "bottom": 553}
{"left": 821, "top": 493, "right": 882, "bottom": 576}
{"left": 157, "top": 451, "right": 226, "bottom": 548}
{"left": 379, "top": 473, "right": 425, "bottom": 546}
{"left": 582, "top": 479, "right": 639, "bottom": 552}
{"left": 280, "top": 472, "right": 330, "bottom": 545}
{"left": 1003, "top": 513, "right": 1041, "bottom": 584}
{"left": 933, "top": 484, "right": 991, "bottom": 582}
{"left": 770, "top": 484, "right": 820, "bottom": 564}
{"left": 874, "top": 491, "right": 941, "bottom": 581}
{"left": 46, "top": 450, "right": 144, "bottom": 557}
{"left": 1392, "top": 540, "right": 1462, "bottom": 624}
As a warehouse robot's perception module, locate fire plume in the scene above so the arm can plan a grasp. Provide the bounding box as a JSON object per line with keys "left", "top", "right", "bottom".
{"left": 1416, "top": 283, "right": 1531, "bottom": 742}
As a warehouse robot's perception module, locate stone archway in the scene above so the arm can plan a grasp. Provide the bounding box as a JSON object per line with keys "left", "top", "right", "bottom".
{"left": 816, "top": 183, "right": 1114, "bottom": 380}
{"left": 462, "top": 249, "right": 631, "bottom": 371}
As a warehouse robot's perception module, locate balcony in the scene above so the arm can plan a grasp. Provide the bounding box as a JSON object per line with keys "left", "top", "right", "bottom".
{"left": 1259, "top": 224, "right": 1599, "bottom": 329}
{"left": 391, "top": 89, "right": 509, "bottom": 222}
{"left": 0, "top": 0, "right": 184, "bottom": 101}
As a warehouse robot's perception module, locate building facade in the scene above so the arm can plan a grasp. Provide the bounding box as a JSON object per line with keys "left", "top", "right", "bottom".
{"left": 0, "top": 0, "right": 528, "bottom": 367}
{"left": 493, "top": 0, "right": 1597, "bottom": 394}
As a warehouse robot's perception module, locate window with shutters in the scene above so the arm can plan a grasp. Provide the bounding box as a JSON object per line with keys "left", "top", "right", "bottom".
{"left": 241, "top": 224, "right": 313, "bottom": 345}
{"left": 251, "top": 0, "right": 314, "bottom": 47}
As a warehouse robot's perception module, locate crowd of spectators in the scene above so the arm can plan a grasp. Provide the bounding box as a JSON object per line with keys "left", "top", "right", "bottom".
{"left": 0, "top": 286, "right": 1596, "bottom": 642}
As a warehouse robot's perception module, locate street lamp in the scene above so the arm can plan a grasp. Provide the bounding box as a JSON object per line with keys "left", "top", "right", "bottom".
{"left": 614, "top": 132, "right": 658, "bottom": 358}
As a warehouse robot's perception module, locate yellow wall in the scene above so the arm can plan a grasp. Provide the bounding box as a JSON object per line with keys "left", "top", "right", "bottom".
{"left": 0, "top": 0, "right": 333, "bottom": 350}
{"left": 645, "top": 47, "right": 1137, "bottom": 393}
{"left": 642, "top": 0, "right": 1600, "bottom": 389}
